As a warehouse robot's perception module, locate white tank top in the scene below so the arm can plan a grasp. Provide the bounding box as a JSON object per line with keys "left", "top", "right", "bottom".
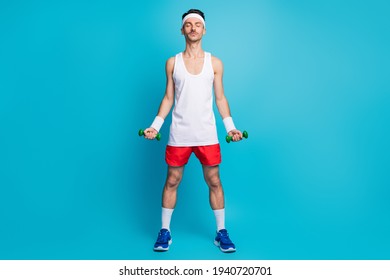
{"left": 168, "top": 52, "right": 219, "bottom": 146}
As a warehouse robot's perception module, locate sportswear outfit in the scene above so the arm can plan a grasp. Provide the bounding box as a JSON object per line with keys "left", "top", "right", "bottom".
{"left": 154, "top": 52, "right": 235, "bottom": 253}
{"left": 165, "top": 51, "right": 221, "bottom": 167}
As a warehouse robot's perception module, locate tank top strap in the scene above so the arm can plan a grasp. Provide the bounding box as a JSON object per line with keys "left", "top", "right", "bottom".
{"left": 203, "top": 52, "right": 214, "bottom": 77}
{"left": 173, "top": 53, "right": 183, "bottom": 76}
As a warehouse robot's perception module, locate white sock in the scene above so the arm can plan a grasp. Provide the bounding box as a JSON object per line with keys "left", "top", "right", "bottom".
{"left": 213, "top": 208, "right": 225, "bottom": 231}
{"left": 161, "top": 207, "right": 174, "bottom": 231}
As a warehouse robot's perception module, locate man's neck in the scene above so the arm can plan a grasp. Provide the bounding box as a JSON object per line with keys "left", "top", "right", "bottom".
{"left": 183, "top": 40, "right": 204, "bottom": 58}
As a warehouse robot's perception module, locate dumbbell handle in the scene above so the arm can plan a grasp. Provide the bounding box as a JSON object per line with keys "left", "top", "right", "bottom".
{"left": 138, "top": 129, "right": 161, "bottom": 141}
{"left": 226, "top": 131, "right": 248, "bottom": 143}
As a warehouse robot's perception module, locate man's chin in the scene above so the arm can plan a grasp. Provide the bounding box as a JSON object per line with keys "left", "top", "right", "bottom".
{"left": 186, "top": 36, "right": 202, "bottom": 42}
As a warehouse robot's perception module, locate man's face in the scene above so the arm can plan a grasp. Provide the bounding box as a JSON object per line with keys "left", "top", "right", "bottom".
{"left": 181, "top": 17, "right": 206, "bottom": 42}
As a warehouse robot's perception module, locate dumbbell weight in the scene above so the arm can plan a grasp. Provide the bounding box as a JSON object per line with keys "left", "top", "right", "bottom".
{"left": 226, "top": 131, "right": 248, "bottom": 143}
{"left": 138, "top": 129, "right": 161, "bottom": 141}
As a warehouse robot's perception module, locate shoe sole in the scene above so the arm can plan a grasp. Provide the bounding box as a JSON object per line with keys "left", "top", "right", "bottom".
{"left": 214, "top": 240, "right": 236, "bottom": 253}
{"left": 154, "top": 239, "right": 172, "bottom": 251}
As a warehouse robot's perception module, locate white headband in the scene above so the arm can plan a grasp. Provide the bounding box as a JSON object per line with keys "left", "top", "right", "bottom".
{"left": 182, "top": 13, "right": 205, "bottom": 28}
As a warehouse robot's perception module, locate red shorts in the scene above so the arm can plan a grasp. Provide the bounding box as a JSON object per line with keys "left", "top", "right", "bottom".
{"left": 165, "top": 144, "right": 221, "bottom": 167}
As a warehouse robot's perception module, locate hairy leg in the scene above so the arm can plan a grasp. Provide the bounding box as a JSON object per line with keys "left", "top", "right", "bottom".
{"left": 162, "top": 166, "right": 184, "bottom": 209}
{"left": 202, "top": 165, "right": 225, "bottom": 210}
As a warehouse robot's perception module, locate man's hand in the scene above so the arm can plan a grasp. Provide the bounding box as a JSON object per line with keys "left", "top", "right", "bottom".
{"left": 143, "top": 127, "right": 159, "bottom": 140}
{"left": 228, "top": 129, "right": 243, "bottom": 142}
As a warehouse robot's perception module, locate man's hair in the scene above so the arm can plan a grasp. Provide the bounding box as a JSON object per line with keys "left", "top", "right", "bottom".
{"left": 182, "top": 9, "right": 205, "bottom": 21}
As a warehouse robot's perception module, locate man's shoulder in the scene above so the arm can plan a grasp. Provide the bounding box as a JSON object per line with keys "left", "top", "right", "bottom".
{"left": 167, "top": 56, "right": 175, "bottom": 64}
{"left": 211, "top": 55, "right": 223, "bottom": 70}
{"left": 165, "top": 56, "right": 175, "bottom": 74}
{"left": 166, "top": 56, "right": 176, "bottom": 67}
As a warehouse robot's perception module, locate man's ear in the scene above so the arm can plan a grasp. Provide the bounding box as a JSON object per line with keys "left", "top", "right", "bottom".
{"left": 181, "top": 28, "right": 184, "bottom": 35}
{"left": 203, "top": 28, "right": 206, "bottom": 35}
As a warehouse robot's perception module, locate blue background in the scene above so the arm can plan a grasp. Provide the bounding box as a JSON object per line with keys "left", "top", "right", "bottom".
{"left": 1, "top": 0, "right": 389, "bottom": 260}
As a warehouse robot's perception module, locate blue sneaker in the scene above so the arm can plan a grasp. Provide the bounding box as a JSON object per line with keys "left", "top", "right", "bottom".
{"left": 153, "top": 228, "right": 172, "bottom": 251}
{"left": 214, "top": 229, "right": 236, "bottom": 253}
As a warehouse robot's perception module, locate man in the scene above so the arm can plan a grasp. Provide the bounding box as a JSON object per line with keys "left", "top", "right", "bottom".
{"left": 143, "top": 9, "right": 243, "bottom": 253}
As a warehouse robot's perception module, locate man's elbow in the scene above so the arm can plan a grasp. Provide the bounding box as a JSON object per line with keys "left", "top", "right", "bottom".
{"left": 163, "top": 95, "right": 174, "bottom": 107}
{"left": 216, "top": 95, "right": 227, "bottom": 105}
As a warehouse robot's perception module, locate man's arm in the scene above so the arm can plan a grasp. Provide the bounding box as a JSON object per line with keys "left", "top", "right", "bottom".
{"left": 212, "top": 56, "right": 242, "bottom": 141}
{"left": 143, "top": 57, "right": 175, "bottom": 139}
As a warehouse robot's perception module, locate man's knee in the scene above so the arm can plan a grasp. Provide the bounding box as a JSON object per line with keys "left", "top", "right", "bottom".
{"left": 165, "top": 169, "right": 183, "bottom": 189}
{"left": 206, "top": 173, "right": 222, "bottom": 189}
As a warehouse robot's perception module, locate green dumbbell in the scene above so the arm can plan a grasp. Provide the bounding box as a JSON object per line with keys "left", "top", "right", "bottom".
{"left": 138, "top": 129, "right": 161, "bottom": 141}
{"left": 226, "top": 131, "right": 248, "bottom": 143}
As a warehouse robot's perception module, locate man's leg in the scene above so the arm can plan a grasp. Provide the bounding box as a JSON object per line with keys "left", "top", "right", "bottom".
{"left": 202, "top": 165, "right": 236, "bottom": 253}
{"left": 161, "top": 166, "right": 184, "bottom": 230}
{"left": 154, "top": 166, "right": 184, "bottom": 251}
{"left": 202, "top": 165, "right": 224, "bottom": 209}
{"left": 202, "top": 165, "right": 225, "bottom": 229}
{"left": 162, "top": 165, "right": 184, "bottom": 210}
